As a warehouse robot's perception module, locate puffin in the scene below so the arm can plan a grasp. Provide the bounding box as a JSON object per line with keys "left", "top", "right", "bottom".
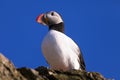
{"left": 36, "top": 11, "right": 86, "bottom": 71}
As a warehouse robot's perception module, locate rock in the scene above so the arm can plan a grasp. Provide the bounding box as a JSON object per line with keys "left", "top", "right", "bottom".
{"left": 17, "top": 67, "right": 44, "bottom": 80}
{"left": 0, "top": 53, "right": 27, "bottom": 80}
{"left": 35, "top": 66, "right": 106, "bottom": 80}
{"left": 0, "top": 53, "right": 106, "bottom": 80}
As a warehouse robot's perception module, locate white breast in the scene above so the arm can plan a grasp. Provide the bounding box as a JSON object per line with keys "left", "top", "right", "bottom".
{"left": 41, "top": 30, "right": 81, "bottom": 71}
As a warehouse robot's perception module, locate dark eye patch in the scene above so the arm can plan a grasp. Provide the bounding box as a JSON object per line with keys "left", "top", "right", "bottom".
{"left": 51, "top": 12, "right": 54, "bottom": 16}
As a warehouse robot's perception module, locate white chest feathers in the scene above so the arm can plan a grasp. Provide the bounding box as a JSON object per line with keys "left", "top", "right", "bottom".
{"left": 41, "top": 30, "right": 82, "bottom": 71}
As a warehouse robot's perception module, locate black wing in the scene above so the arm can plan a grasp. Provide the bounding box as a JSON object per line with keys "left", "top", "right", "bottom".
{"left": 78, "top": 49, "right": 86, "bottom": 71}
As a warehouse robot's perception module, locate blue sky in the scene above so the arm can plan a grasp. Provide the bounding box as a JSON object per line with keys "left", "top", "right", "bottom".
{"left": 0, "top": 0, "right": 120, "bottom": 79}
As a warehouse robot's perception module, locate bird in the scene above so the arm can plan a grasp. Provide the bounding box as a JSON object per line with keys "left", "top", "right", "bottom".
{"left": 36, "top": 11, "right": 86, "bottom": 71}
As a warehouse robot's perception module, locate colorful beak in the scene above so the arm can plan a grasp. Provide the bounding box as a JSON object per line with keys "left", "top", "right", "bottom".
{"left": 36, "top": 14, "right": 44, "bottom": 24}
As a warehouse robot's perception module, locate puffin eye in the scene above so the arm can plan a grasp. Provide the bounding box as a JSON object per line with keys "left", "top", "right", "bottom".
{"left": 51, "top": 12, "right": 54, "bottom": 16}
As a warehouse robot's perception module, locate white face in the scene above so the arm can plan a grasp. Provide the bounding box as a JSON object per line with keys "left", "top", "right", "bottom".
{"left": 44, "top": 11, "right": 63, "bottom": 25}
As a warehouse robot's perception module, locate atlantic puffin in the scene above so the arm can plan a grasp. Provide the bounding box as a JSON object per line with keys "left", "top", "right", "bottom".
{"left": 36, "top": 11, "right": 86, "bottom": 71}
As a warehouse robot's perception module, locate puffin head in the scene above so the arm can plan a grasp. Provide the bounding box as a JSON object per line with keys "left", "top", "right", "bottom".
{"left": 36, "top": 11, "right": 63, "bottom": 26}
{"left": 36, "top": 11, "right": 64, "bottom": 33}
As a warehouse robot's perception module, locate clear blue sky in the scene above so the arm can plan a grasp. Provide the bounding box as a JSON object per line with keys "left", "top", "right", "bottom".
{"left": 0, "top": 0, "right": 120, "bottom": 79}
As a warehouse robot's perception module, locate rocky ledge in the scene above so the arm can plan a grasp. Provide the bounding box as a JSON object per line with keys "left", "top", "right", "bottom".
{"left": 0, "top": 53, "right": 106, "bottom": 80}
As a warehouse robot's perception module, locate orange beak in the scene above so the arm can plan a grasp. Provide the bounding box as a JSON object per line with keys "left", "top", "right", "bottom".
{"left": 36, "top": 14, "right": 44, "bottom": 24}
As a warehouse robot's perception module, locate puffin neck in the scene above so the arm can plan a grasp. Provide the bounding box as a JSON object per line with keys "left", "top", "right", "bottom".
{"left": 49, "top": 22, "right": 64, "bottom": 33}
